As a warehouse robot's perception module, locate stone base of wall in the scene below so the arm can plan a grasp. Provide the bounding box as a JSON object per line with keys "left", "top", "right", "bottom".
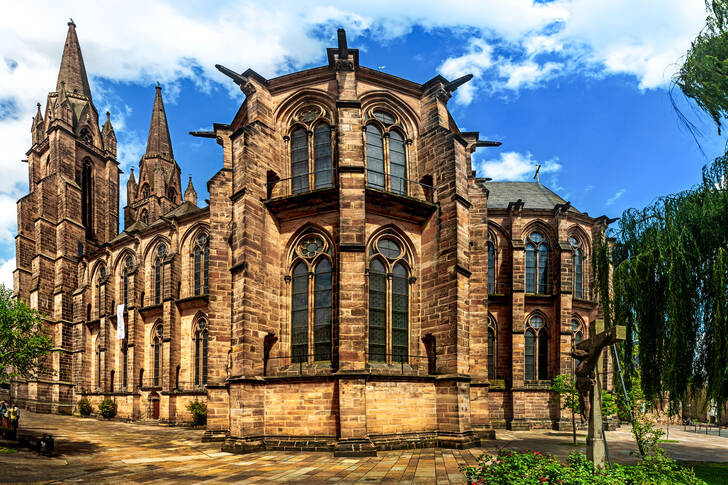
{"left": 222, "top": 431, "right": 481, "bottom": 456}
{"left": 202, "top": 430, "right": 228, "bottom": 442}
{"left": 507, "top": 418, "right": 561, "bottom": 431}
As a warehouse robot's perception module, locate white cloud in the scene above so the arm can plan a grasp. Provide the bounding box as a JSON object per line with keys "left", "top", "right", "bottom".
{"left": 606, "top": 188, "right": 626, "bottom": 206}
{"left": 475, "top": 151, "right": 561, "bottom": 182}
{"left": 0, "top": 0, "right": 709, "bottom": 262}
{"left": 0, "top": 257, "right": 14, "bottom": 289}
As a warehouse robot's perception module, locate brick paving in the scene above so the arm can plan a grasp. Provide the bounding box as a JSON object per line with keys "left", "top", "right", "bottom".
{"left": 2, "top": 411, "right": 727, "bottom": 484}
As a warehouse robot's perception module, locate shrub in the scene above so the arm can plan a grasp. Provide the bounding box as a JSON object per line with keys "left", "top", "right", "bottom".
{"left": 186, "top": 400, "right": 207, "bottom": 426}
{"left": 462, "top": 449, "right": 705, "bottom": 485}
{"left": 98, "top": 398, "right": 116, "bottom": 419}
{"left": 77, "top": 398, "right": 92, "bottom": 416}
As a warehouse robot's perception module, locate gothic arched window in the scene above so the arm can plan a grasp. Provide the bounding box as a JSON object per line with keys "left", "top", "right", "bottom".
{"left": 95, "top": 339, "right": 102, "bottom": 390}
{"left": 488, "top": 317, "right": 497, "bottom": 380}
{"left": 122, "top": 256, "right": 133, "bottom": 308}
{"left": 141, "top": 184, "right": 150, "bottom": 199}
{"left": 82, "top": 159, "right": 93, "bottom": 239}
{"left": 368, "top": 234, "right": 411, "bottom": 363}
{"left": 194, "top": 318, "right": 208, "bottom": 386}
{"left": 570, "top": 236, "right": 584, "bottom": 299}
{"left": 193, "top": 233, "right": 209, "bottom": 296}
{"left": 289, "top": 232, "right": 334, "bottom": 363}
{"left": 290, "top": 127, "right": 309, "bottom": 194}
{"left": 122, "top": 339, "right": 128, "bottom": 390}
{"left": 487, "top": 236, "right": 496, "bottom": 294}
{"left": 152, "top": 324, "right": 162, "bottom": 387}
{"left": 313, "top": 124, "right": 333, "bottom": 189}
{"left": 96, "top": 266, "right": 106, "bottom": 318}
{"left": 139, "top": 209, "right": 149, "bottom": 224}
{"left": 167, "top": 188, "right": 176, "bottom": 201}
{"left": 525, "top": 231, "right": 549, "bottom": 294}
{"left": 154, "top": 244, "right": 167, "bottom": 304}
{"left": 365, "top": 110, "right": 408, "bottom": 195}
{"left": 525, "top": 315, "right": 549, "bottom": 380}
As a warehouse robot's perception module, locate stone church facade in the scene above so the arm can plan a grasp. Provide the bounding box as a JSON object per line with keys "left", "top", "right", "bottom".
{"left": 12, "top": 23, "right": 612, "bottom": 454}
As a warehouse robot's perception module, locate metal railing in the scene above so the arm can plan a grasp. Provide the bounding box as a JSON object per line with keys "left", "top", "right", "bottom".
{"left": 365, "top": 170, "right": 434, "bottom": 202}
{"left": 265, "top": 168, "right": 338, "bottom": 199}
{"left": 263, "top": 352, "right": 436, "bottom": 377}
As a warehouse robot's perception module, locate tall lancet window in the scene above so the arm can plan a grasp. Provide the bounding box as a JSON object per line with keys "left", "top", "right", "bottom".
{"left": 82, "top": 159, "right": 93, "bottom": 239}
{"left": 313, "top": 124, "right": 333, "bottom": 189}
{"left": 193, "top": 233, "right": 209, "bottom": 295}
{"left": 154, "top": 244, "right": 167, "bottom": 304}
{"left": 487, "top": 236, "right": 496, "bottom": 294}
{"left": 123, "top": 256, "right": 133, "bottom": 307}
{"left": 525, "top": 232, "right": 549, "bottom": 294}
{"left": 488, "top": 317, "right": 497, "bottom": 380}
{"left": 289, "top": 232, "right": 334, "bottom": 363}
{"left": 291, "top": 128, "right": 309, "bottom": 194}
{"left": 368, "top": 234, "right": 411, "bottom": 363}
{"left": 152, "top": 323, "right": 163, "bottom": 387}
{"left": 570, "top": 236, "right": 584, "bottom": 299}
{"left": 525, "top": 315, "right": 549, "bottom": 380}
{"left": 194, "top": 317, "right": 208, "bottom": 386}
{"left": 365, "top": 110, "right": 408, "bottom": 195}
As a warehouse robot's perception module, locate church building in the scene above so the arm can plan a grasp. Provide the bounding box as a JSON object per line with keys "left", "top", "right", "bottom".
{"left": 12, "top": 22, "right": 613, "bottom": 455}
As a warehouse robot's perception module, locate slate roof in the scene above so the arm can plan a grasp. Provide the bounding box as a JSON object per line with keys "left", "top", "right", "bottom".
{"left": 486, "top": 182, "right": 580, "bottom": 213}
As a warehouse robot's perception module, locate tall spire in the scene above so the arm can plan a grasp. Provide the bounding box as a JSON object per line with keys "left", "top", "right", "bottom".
{"left": 145, "top": 84, "right": 174, "bottom": 160}
{"left": 56, "top": 20, "right": 92, "bottom": 99}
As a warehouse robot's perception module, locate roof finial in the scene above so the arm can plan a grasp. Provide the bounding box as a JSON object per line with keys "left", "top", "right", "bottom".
{"left": 68, "top": 18, "right": 75, "bottom": 27}
{"left": 156, "top": 81, "right": 161, "bottom": 89}
{"left": 337, "top": 28, "right": 348, "bottom": 58}
{"left": 533, "top": 164, "right": 541, "bottom": 184}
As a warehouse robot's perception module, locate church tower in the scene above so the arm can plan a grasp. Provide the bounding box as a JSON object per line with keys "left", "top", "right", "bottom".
{"left": 14, "top": 21, "right": 120, "bottom": 405}
{"left": 124, "top": 85, "right": 181, "bottom": 227}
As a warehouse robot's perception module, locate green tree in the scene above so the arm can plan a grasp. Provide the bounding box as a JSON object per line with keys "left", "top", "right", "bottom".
{"left": 0, "top": 285, "right": 53, "bottom": 384}
{"left": 550, "top": 374, "right": 580, "bottom": 443}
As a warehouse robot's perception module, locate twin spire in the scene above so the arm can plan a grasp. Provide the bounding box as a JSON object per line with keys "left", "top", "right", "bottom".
{"left": 145, "top": 84, "right": 174, "bottom": 160}
{"left": 56, "top": 20, "right": 92, "bottom": 99}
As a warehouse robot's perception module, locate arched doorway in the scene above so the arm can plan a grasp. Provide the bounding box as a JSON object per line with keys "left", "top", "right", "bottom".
{"left": 148, "top": 392, "right": 160, "bottom": 420}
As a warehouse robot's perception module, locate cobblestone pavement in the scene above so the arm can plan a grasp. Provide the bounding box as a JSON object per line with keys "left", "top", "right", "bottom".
{"left": 1, "top": 412, "right": 727, "bottom": 484}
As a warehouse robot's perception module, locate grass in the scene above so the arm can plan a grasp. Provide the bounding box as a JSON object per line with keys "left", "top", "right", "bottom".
{"left": 657, "top": 439, "right": 680, "bottom": 443}
{"left": 0, "top": 446, "right": 17, "bottom": 454}
{"left": 680, "top": 461, "right": 728, "bottom": 485}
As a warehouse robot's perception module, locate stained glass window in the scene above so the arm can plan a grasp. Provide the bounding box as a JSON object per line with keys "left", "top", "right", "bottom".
{"left": 366, "top": 125, "right": 385, "bottom": 190}
{"left": 391, "top": 263, "right": 409, "bottom": 363}
{"left": 488, "top": 241, "right": 496, "bottom": 294}
{"left": 368, "top": 258, "right": 387, "bottom": 362}
{"left": 314, "top": 259, "right": 333, "bottom": 361}
{"left": 314, "top": 125, "right": 332, "bottom": 189}
{"left": 291, "top": 262, "right": 308, "bottom": 363}
{"left": 389, "top": 131, "right": 407, "bottom": 195}
{"left": 291, "top": 128, "right": 309, "bottom": 194}
{"left": 488, "top": 323, "right": 496, "bottom": 380}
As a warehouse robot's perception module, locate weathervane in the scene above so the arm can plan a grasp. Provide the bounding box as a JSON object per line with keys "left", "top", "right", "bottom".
{"left": 533, "top": 164, "right": 541, "bottom": 184}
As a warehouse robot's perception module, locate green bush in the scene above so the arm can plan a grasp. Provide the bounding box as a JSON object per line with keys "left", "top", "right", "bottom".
{"left": 462, "top": 449, "right": 705, "bottom": 485}
{"left": 77, "top": 398, "right": 92, "bottom": 416}
{"left": 186, "top": 400, "right": 207, "bottom": 426}
{"left": 98, "top": 398, "right": 116, "bottom": 419}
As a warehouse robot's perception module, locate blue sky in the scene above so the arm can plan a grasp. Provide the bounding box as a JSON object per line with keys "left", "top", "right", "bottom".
{"left": 0, "top": 1, "right": 723, "bottom": 286}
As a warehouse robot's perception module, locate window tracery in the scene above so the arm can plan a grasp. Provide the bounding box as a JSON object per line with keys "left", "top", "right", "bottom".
{"left": 193, "top": 233, "right": 209, "bottom": 296}
{"left": 194, "top": 317, "right": 208, "bottom": 387}
{"left": 525, "top": 231, "right": 549, "bottom": 294}
{"left": 289, "top": 106, "right": 333, "bottom": 194}
{"left": 570, "top": 236, "right": 584, "bottom": 299}
{"left": 288, "top": 231, "right": 334, "bottom": 363}
{"left": 525, "top": 314, "right": 549, "bottom": 380}
{"left": 368, "top": 232, "right": 411, "bottom": 363}
{"left": 364, "top": 109, "right": 408, "bottom": 195}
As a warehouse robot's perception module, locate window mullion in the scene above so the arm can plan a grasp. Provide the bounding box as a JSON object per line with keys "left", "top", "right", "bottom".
{"left": 308, "top": 130, "right": 314, "bottom": 192}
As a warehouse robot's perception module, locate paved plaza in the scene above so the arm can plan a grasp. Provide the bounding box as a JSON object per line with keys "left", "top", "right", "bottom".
{"left": 1, "top": 411, "right": 726, "bottom": 484}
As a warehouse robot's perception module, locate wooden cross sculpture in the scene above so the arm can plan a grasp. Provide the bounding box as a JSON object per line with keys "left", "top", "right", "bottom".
{"left": 570, "top": 319, "right": 626, "bottom": 468}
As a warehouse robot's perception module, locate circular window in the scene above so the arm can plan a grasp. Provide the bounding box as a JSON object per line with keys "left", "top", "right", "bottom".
{"left": 530, "top": 316, "right": 544, "bottom": 329}
{"left": 198, "top": 319, "right": 207, "bottom": 330}
{"left": 530, "top": 233, "right": 543, "bottom": 244}
{"left": 569, "top": 236, "right": 579, "bottom": 248}
{"left": 378, "top": 238, "right": 401, "bottom": 259}
{"left": 299, "top": 236, "right": 324, "bottom": 259}
{"left": 571, "top": 319, "right": 580, "bottom": 331}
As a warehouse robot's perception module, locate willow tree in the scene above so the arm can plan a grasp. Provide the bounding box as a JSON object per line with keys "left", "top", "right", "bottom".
{"left": 592, "top": 1, "right": 728, "bottom": 412}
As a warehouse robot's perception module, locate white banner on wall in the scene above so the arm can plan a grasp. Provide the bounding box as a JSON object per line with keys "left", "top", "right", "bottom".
{"left": 117, "top": 304, "right": 125, "bottom": 339}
